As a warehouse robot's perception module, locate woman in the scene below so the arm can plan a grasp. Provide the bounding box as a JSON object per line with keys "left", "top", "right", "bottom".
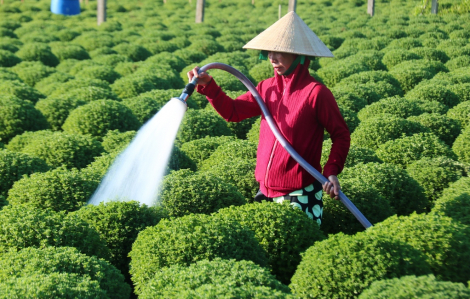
{"left": 187, "top": 12, "right": 350, "bottom": 225}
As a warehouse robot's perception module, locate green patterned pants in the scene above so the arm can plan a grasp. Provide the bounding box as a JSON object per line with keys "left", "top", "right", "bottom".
{"left": 254, "top": 181, "right": 323, "bottom": 225}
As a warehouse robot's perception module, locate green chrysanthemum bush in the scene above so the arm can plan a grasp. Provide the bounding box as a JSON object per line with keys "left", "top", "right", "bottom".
{"left": 179, "top": 135, "right": 236, "bottom": 169}
{"left": 101, "top": 129, "right": 136, "bottom": 153}
{"left": 432, "top": 179, "right": 470, "bottom": 226}
{"left": 381, "top": 49, "right": 422, "bottom": 69}
{"left": 75, "top": 65, "right": 122, "bottom": 84}
{"left": 0, "top": 204, "right": 109, "bottom": 259}
{"left": 111, "top": 74, "right": 157, "bottom": 99}
{"left": 7, "top": 167, "right": 99, "bottom": 212}
{"left": 139, "top": 258, "right": 292, "bottom": 299}
{"left": 112, "top": 43, "right": 151, "bottom": 62}
{"left": 0, "top": 247, "right": 130, "bottom": 299}
{"left": 213, "top": 202, "right": 325, "bottom": 284}
{"left": 0, "top": 273, "right": 108, "bottom": 299}
{"left": 67, "top": 60, "right": 101, "bottom": 76}
{"left": 358, "top": 274, "right": 470, "bottom": 299}
{"left": 166, "top": 145, "right": 197, "bottom": 172}
{"left": 409, "top": 47, "right": 450, "bottom": 63}
{"left": 407, "top": 113, "right": 461, "bottom": 146}
{"left": 48, "top": 78, "right": 111, "bottom": 98}
{"left": 249, "top": 60, "right": 273, "bottom": 83}
{"left": 340, "top": 162, "right": 429, "bottom": 215}
{"left": 0, "top": 149, "right": 49, "bottom": 197}
{"left": 452, "top": 125, "right": 470, "bottom": 164}
{"left": 338, "top": 70, "right": 402, "bottom": 92}
{"left": 0, "top": 95, "right": 48, "bottom": 143}
{"left": 145, "top": 52, "right": 186, "bottom": 72}
{"left": 177, "top": 108, "right": 233, "bottom": 143}
{"left": 357, "top": 96, "right": 423, "bottom": 121}
{"left": 72, "top": 201, "right": 167, "bottom": 282}
{"left": 406, "top": 156, "right": 467, "bottom": 203}
{"left": 173, "top": 48, "right": 207, "bottom": 65}
{"left": 446, "top": 56, "right": 470, "bottom": 71}
{"left": 35, "top": 71, "right": 74, "bottom": 95}
{"left": 35, "top": 97, "right": 86, "bottom": 131}
{"left": 322, "top": 178, "right": 394, "bottom": 236}
{"left": 50, "top": 43, "right": 90, "bottom": 62}
{"left": 321, "top": 139, "right": 382, "bottom": 168}
{"left": 366, "top": 213, "right": 470, "bottom": 283}
{"left": 73, "top": 32, "right": 116, "bottom": 52}
{"left": 317, "top": 59, "right": 370, "bottom": 87}
{"left": 406, "top": 82, "right": 460, "bottom": 108}
{"left": 351, "top": 114, "right": 428, "bottom": 150}
{"left": 15, "top": 43, "right": 59, "bottom": 67}
{"left": 200, "top": 139, "right": 257, "bottom": 170}
{"left": 376, "top": 133, "right": 456, "bottom": 168}
{"left": 447, "top": 101, "right": 470, "bottom": 130}
{"left": 0, "top": 49, "right": 21, "bottom": 67}
{"left": 389, "top": 60, "right": 445, "bottom": 92}
{"left": 0, "top": 68, "right": 21, "bottom": 82}
{"left": 11, "top": 61, "right": 56, "bottom": 87}
{"left": 18, "top": 132, "right": 104, "bottom": 169}
{"left": 289, "top": 231, "right": 432, "bottom": 299}
{"left": 63, "top": 100, "right": 141, "bottom": 139}
{"left": 387, "top": 37, "right": 423, "bottom": 50}
{"left": 5, "top": 130, "right": 54, "bottom": 152}
{"left": 129, "top": 213, "right": 269, "bottom": 295}
{"left": 330, "top": 85, "right": 368, "bottom": 112}
{"left": 159, "top": 169, "right": 245, "bottom": 217}
{"left": 0, "top": 79, "right": 45, "bottom": 103}
{"left": 449, "top": 83, "right": 470, "bottom": 104}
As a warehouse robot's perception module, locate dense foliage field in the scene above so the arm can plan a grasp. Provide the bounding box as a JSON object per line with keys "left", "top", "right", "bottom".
{"left": 0, "top": 0, "right": 470, "bottom": 297}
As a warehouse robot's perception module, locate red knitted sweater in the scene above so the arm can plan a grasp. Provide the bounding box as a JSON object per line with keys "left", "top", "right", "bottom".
{"left": 197, "top": 59, "right": 350, "bottom": 197}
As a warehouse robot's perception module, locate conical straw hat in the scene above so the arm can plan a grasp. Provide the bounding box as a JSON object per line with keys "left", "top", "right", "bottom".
{"left": 243, "top": 11, "right": 334, "bottom": 58}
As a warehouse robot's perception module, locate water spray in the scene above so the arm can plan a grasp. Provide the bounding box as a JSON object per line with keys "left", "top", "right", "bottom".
{"left": 178, "top": 62, "right": 372, "bottom": 229}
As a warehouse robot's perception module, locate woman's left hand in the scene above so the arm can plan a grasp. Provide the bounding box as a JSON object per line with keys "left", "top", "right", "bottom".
{"left": 322, "top": 175, "right": 341, "bottom": 200}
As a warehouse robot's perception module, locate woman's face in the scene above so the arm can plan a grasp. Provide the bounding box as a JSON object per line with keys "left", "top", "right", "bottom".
{"left": 268, "top": 51, "right": 296, "bottom": 75}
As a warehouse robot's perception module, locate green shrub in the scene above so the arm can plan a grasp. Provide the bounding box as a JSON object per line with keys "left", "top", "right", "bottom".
{"left": 408, "top": 113, "right": 461, "bottom": 146}
{"left": 113, "top": 43, "right": 151, "bottom": 62}
{"left": 93, "top": 54, "right": 132, "bottom": 67}
{"left": 321, "top": 178, "right": 395, "bottom": 236}
{"left": 76, "top": 65, "right": 121, "bottom": 84}
{"left": 351, "top": 114, "right": 428, "bottom": 149}
{"left": 406, "top": 83, "right": 460, "bottom": 108}
{"left": 387, "top": 37, "right": 423, "bottom": 49}
{"left": 446, "top": 56, "right": 470, "bottom": 71}
{"left": 129, "top": 213, "right": 269, "bottom": 294}
{"left": 0, "top": 246, "right": 130, "bottom": 299}
{"left": 358, "top": 96, "right": 423, "bottom": 121}
{"left": 382, "top": 49, "right": 421, "bottom": 69}
{"left": 67, "top": 59, "right": 101, "bottom": 75}
{"left": 338, "top": 105, "right": 360, "bottom": 133}
{"left": 0, "top": 68, "right": 21, "bottom": 81}
{"left": 389, "top": 60, "right": 445, "bottom": 92}
{"left": 0, "top": 149, "right": 49, "bottom": 197}
{"left": 408, "top": 97, "right": 449, "bottom": 114}
{"left": 366, "top": 213, "right": 470, "bottom": 283}
{"left": 200, "top": 139, "right": 257, "bottom": 170}
{"left": 65, "top": 86, "right": 120, "bottom": 102}
{"left": 0, "top": 95, "right": 48, "bottom": 142}
{"left": 450, "top": 83, "right": 470, "bottom": 104}
{"left": 120, "top": 95, "right": 163, "bottom": 124}
{"left": 409, "top": 47, "right": 450, "bottom": 63}
{"left": 407, "top": 156, "right": 466, "bottom": 203}
{"left": 16, "top": 43, "right": 59, "bottom": 67}
{"left": 330, "top": 85, "right": 368, "bottom": 112}
{"left": 173, "top": 48, "right": 207, "bottom": 65}
{"left": 179, "top": 135, "right": 237, "bottom": 168}
{"left": 0, "top": 79, "right": 45, "bottom": 103}
{"left": 35, "top": 97, "right": 85, "bottom": 131}
{"left": 145, "top": 52, "right": 186, "bottom": 72}
{"left": 188, "top": 39, "right": 223, "bottom": 56}
{"left": 247, "top": 116, "right": 261, "bottom": 143}
{"left": 0, "top": 273, "right": 107, "bottom": 299}
{"left": 49, "top": 78, "right": 111, "bottom": 98}
{"left": 249, "top": 60, "right": 273, "bottom": 83}
{"left": 177, "top": 109, "right": 233, "bottom": 143}
{"left": 56, "top": 29, "right": 80, "bottom": 42}
{"left": 214, "top": 202, "right": 325, "bottom": 284}
{"left": 0, "top": 204, "right": 109, "bottom": 259}
{"left": 339, "top": 70, "right": 402, "bottom": 91}
{"left": 63, "top": 100, "right": 141, "bottom": 139}
{"left": 432, "top": 180, "right": 470, "bottom": 225}
{"left": 101, "top": 129, "right": 136, "bottom": 153}
{"left": 447, "top": 101, "right": 470, "bottom": 129}
{"left": 139, "top": 258, "right": 291, "bottom": 299}
{"left": 377, "top": 133, "right": 456, "bottom": 168}
{"left": 72, "top": 201, "right": 166, "bottom": 282}
{"left": 317, "top": 59, "right": 370, "bottom": 87}
{"left": 0, "top": 49, "right": 21, "bottom": 67}
{"left": 89, "top": 47, "right": 117, "bottom": 58}
{"left": 35, "top": 71, "right": 74, "bottom": 94}
{"left": 321, "top": 140, "right": 382, "bottom": 168}
{"left": 453, "top": 126, "right": 470, "bottom": 163}
{"left": 340, "top": 162, "right": 429, "bottom": 215}
{"left": 73, "top": 32, "right": 115, "bottom": 51}
{"left": 290, "top": 231, "right": 431, "bottom": 299}
{"left": 111, "top": 74, "right": 157, "bottom": 99}
{"left": 359, "top": 274, "right": 470, "bottom": 299}
{"left": 50, "top": 44, "right": 90, "bottom": 61}
{"left": 11, "top": 61, "right": 56, "bottom": 87}
{"left": 318, "top": 35, "right": 345, "bottom": 50}
{"left": 5, "top": 130, "right": 54, "bottom": 152}
{"left": 7, "top": 167, "right": 99, "bottom": 212}
{"left": 20, "top": 132, "right": 104, "bottom": 169}
{"left": 159, "top": 169, "right": 245, "bottom": 217}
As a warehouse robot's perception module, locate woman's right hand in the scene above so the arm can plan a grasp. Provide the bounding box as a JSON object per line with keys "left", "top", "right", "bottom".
{"left": 187, "top": 66, "right": 212, "bottom": 86}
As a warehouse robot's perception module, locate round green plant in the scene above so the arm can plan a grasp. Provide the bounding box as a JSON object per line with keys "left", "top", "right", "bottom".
{"left": 408, "top": 113, "right": 461, "bottom": 146}
{"left": 177, "top": 109, "right": 233, "bottom": 143}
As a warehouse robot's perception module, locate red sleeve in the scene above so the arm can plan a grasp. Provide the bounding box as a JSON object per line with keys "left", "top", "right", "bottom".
{"left": 314, "top": 85, "right": 351, "bottom": 178}
{"left": 197, "top": 78, "right": 262, "bottom": 122}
